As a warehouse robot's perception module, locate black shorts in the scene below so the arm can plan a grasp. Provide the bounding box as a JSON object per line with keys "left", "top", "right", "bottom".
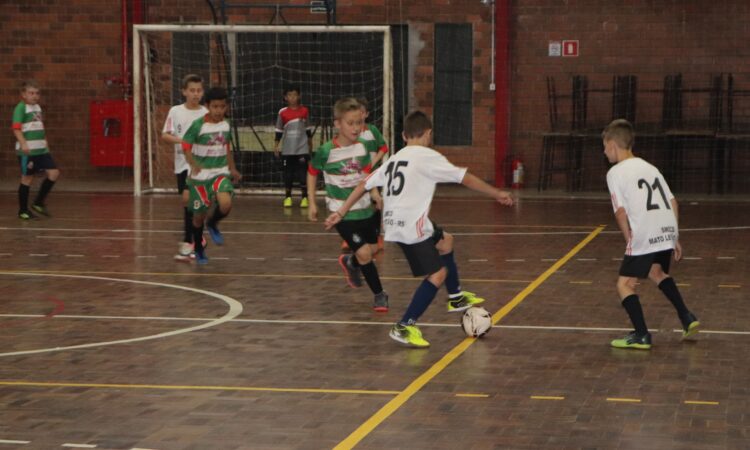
{"left": 335, "top": 215, "right": 379, "bottom": 252}
{"left": 176, "top": 170, "right": 188, "bottom": 194}
{"left": 18, "top": 153, "right": 56, "bottom": 176}
{"left": 619, "top": 249, "right": 673, "bottom": 279}
{"left": 397, "top": 226, "right": 446, "bottom": 277}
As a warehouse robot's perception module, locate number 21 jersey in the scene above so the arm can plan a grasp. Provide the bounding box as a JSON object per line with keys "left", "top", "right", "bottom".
{"left": 365, "top": 145, "right": 467, "bottom": 244}
{"left": 606, "top": 157, "right": 678, "bottom": 256}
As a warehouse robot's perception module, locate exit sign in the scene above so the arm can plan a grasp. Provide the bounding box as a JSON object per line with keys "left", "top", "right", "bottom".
{"left": 562, "top": 40, "right": 579, "bottom": 57}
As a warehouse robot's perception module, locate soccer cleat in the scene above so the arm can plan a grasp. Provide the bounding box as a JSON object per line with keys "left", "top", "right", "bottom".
{"left": 610, "top": 331, "right": 652, "bottom": 350}
{"left": 283, "top": 197, "right": 292, "bottom": 208}
{"left": 300, "top": 197, "right": 309, "bottom": 208}
{"left": 389, "top": 323, "right": 430, "bottom": 348}
{"left": 681, "top": 312, "right": 700, "bottom": 340}
{"left": 31, "top": 204, "right": 50, "bottom": 217}
{"left": 338, "top": 254, "right": 363, "bottom": 288}
{"left": 195, "top": 250, "right": 209, "bottom": 265}
{"left": 207, "top": 223, "right": 224, "bottom": 245}
{"left": 373, "top": 291, "right": 389, "bottom": 312}
{"left": 18, "top": 210, "right": 34, "bottom": 220}
{"left": 447, "top": 291, "right": 485, "bottom": 312}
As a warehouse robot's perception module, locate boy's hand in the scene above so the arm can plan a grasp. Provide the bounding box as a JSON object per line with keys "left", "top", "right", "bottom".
{"left": 191, "top": 164, "right": 201, "bottom": 176}
{"left": 230, "top": 168, "right": 242, "bottom": 184}
{"left": 21, "top": 143, "right": 31, "bottom": 155}
{"left": 496, "top": 190, "right": 514, "bottom": 206}
{"left": 308, "top": 202, "right": 318, "bottom": 222}
{"left": 371, "top": 190, "right": 383, "bottom": 211}
{"left": 324, "top": 211, "right": 343, "bottom": 230}
{"left": 673, "top": 241, "right": 683, "bottom": 261}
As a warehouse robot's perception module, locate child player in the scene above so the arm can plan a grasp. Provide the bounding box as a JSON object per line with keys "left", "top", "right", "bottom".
{"left": 274, "top": 85, "right": 313, "bottom": 208}
{"left": 181, "top": 87, "right": 241, "bottom": 264}
{"left": 603, "top": 119, "right": 699, "bottom": 350}
{"left": 161, "top": 74, "right": 208, "bottom": 260}
{"left": 12, "top": 80, "right": 60, "bottom": 219}
{"left": 307, "top": 97, "right": 389, "bottom": 312}
{"left": 325, "top": 111, "right": 514, "bottom": 348}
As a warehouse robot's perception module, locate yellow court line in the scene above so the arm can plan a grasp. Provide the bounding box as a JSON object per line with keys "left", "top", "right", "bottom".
{"left": 606, "top": 397, "right": 642, "bottom": 403}
{"left": 718, "top": 284, "right": 741, "bottom": 288}
{"left": 569, "top": 281, "right": 592, "bottom": 285}
{"left": 0, "top": 381, "right": 400, "bottom": 396}
{"left": 684, "top": 400, "right": 720, "bottom": 405}
{"left": 454, "top": 393, "right": 489, "bottom": 398}
{"left": 0, "top": 270, "right": 532, "bottom": 284}
{"left": 530, "top": 395, "right": 565, "bottom": 401}
{"left": 334, "top": 225, "right": 606, "bottom": 450}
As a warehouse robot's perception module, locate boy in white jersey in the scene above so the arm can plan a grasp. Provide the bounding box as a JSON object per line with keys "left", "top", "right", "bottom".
{"left": 12, "top": 80, "right": 60, "bottom": 220}
{"left": 182, "top": 87, "right": 241, "bottom": 264}
{"left": 307, "top": 97, "right": 388, "bottom": 312}
{"left": 356, "top": 97, "right": 388, "bottom": 253}
{"left": 603, "top": 119, "right": 699, "bottom": 350}
{"left": 325, "top": 111, "right": 514, "bottom": 347}
{"left": 161, "top": 74, "right": 208, "bottom": 260}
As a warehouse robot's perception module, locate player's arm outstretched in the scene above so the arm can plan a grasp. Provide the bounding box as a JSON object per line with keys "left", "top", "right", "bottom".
{"left": 461, "top": 172, "right": 514, "bottom": 206}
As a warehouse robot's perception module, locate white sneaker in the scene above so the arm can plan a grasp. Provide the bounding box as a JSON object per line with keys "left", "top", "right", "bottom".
{"left": 179, "top": 241, "right": 194, "bottom": 256}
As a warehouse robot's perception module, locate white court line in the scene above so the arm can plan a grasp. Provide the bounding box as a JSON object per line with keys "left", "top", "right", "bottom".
{"left": 716, "top": 256, "right": 736, "bottom": 260}
{"left": 683, "top": 257, "right": 702, "bottom": 260}
{"left": 505, "top": 259, "right": 525, "bottom": 262}
{"left": 136, "top": 256, "right": 157, "bottom": 259}
{"left": 283, "top": 258, "right": 303, "bottom": 261}
{"left": 319, "top": 258, "right": 338, "bottom": 261}
{"left": 245, "top": 257, "right": 266, "bottom": 261}
{"left": 102, "top": 255, "right": 120, "bottom": 258}
{"left": 1, "top": 313, "right": 748, "bottom": 335}
{"left": 29, "top": 254, "right": 48, "bottom": 257}
{"left": 62, "top": 444, "right": 97, "bottom": 448}
{"left": 0, "top": 253, "right": 13, "bottom": 256}
{"left": 468, "top": 259, "right": 488, "bottom": 262}
{"left": 36, "top": 236, "right": 144, "bottom": 240}
{"left": 65, "top": 254, "right": 85, "bottom": 258}
{"left": 0, "top": 273, "right": 243, "bottom": 358}
{"left": 0, "top": 439, "right": 29, "bottom": 445}
{"left": 577, "top": 258, "right": 597, "bottom": 261}
{"left": 541, "top": 258, "right": 558, "bottom": 262}
{"left": 212, "top": 257, "right": 230, "bottom": 260}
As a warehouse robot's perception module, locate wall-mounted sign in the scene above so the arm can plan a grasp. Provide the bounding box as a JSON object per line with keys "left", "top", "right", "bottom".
{"left": 562, "top": 40, "right": 579, "bottom": 57}
{"left": 548, "top": 41, "right": 561, "bottom": 57}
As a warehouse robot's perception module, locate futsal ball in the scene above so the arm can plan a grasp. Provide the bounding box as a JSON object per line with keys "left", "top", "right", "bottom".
{"left": 461, "top": 306, "right": 492, "bottom": 337}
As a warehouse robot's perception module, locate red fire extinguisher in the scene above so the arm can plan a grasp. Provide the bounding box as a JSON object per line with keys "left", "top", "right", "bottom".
{"left": 511, "top": 158, "right": 524, "bottom": 189}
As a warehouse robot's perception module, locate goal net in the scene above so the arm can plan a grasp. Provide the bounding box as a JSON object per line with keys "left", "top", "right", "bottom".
{"left": 133, "top": 24, "right": 393, "bottom": 195}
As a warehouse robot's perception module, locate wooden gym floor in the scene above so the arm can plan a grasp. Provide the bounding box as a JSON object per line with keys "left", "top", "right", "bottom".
{"left": 0, "top": 191, "right": 748, "bottom": 450}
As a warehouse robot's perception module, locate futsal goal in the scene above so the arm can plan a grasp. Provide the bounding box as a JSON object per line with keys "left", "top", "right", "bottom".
{"left": 132, "top": 24, "right": 394, "bottom": 196}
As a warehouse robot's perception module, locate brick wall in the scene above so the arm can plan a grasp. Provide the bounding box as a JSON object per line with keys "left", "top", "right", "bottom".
{"left": 2, "top": 1, "right": 748, "bottom": 190}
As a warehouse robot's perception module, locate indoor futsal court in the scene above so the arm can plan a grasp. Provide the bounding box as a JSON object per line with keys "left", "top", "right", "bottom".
{"left": 3, "top": 1, "right": 750, "bottom": 449}
{"left": 0, "top": 192, "right": 748, "bottom": 449}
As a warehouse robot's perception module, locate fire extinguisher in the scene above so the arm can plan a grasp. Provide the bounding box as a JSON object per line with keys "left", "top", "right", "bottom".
{"left": 511, "top": 158, "right": 524, "bottom": 189}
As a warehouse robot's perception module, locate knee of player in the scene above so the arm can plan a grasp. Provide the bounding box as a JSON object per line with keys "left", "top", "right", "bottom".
{"left": 617, "top": 276, "right": 636, "bottom": 291}
{"left": 436, "top": 231, "right": 454, "bottom": 253}
{"left": 354, "top": 246, "right": 373, "bottom": 264}
{"left": 428, "top": 267, "right": 447, "bottom": 286}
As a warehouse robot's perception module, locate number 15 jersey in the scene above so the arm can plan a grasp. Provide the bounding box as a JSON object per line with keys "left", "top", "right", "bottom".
{"left": 365, "top": 145, "right": 467, "bottom": 244}
{"left": 606, "top": 157, "right": 678, "bottom": 256}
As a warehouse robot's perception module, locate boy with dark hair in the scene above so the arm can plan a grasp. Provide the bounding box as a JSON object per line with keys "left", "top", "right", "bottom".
{"left": 307, "top": 97, "right": 388, "bottom": 312}
{"left": 181, "top": 87, "right": 241, "bottom": 264}
{"left": 325, "top": 110, "right": 514, "bottom": 347}
{"left": 161, "top": 74, "right": 208, "bottom": 260}
{"left": 275, "top": 84, "right": 313, "bottom": 208}
{"left": 603, "top": 118, "right": 699, "bottom": 350}
{"left": 12, "top": 80, "right": 60, "bottom": 219}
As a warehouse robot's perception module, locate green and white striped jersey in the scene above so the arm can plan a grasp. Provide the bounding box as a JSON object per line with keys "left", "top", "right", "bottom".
{"left": 309, "top": 137, "right": 374, "bottom": 221}
{"left": 12, "top": 102, "right": 48, "bottom": 156}
{"left": 181, "top": 116, "right": 231, "bottom": 182}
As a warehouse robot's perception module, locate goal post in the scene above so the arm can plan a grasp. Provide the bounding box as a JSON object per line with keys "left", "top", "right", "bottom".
{"left": 133, "top": 24, "right": 394, "bottom": 196}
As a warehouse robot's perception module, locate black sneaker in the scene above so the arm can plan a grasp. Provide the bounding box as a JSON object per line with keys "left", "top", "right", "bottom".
{"left": 337, "top": 254, "right": 362, "bottom": 288}
{"left": 610, "top": 331, "right": 652, "bottom": 350}
{"left": 373, "top": 291, "right": 389, "bottom": 312}
{"left": 680, "top": 312, "right": 700, "bottom": 340}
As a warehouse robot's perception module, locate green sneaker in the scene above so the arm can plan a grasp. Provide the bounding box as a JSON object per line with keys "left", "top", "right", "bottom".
{"left": 610, "top": 331, "right": 652, "bottom": 350}
{"left": 447, "top": 291, "right": 485, "bottom": 312}
{"left": 300, "top": 197, "right": 309, "bottom": 208}
{"left": 18, "top": 210, "right": 34, "bottom": 220}
{"left": 283, "top": 197, "right": 292, "bottom": 208}
{"left": 389, "top": 323, "right": 430, "bottom": 348}
{"left": 681, "top": 312, "right": 700, "bottom": 340}
{"left": 31, "top": 204, "right": 50, "bottom": 217}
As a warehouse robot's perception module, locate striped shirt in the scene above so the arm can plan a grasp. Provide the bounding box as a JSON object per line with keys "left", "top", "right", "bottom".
{"left": 308, "top": 137, "right": 374, "bottom": 221}
{"left": 181, "top": 116, "right": 231, "bottom": 182}
{"left": 12, "top": 102, "right": 48, "bottom": 156}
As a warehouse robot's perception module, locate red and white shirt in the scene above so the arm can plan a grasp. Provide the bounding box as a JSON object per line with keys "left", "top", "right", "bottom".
{"left": 365, "top": 145, "right": 467, "bottom": 244}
